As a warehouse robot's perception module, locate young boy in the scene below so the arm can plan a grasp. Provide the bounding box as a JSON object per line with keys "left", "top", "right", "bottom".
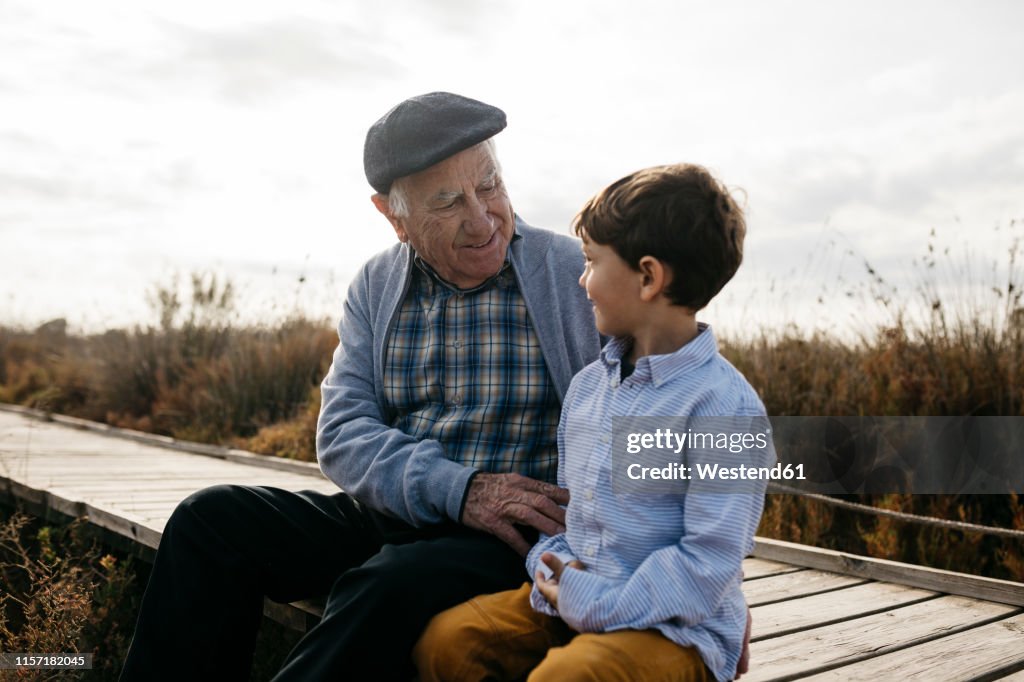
{"left": 413, "top": 164, "right": 771, "bottom": 682}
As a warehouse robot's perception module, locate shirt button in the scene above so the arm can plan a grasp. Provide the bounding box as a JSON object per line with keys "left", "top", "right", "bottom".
{"left": 451, "top": 394, "right": 462, "bottom": 406}
{"left": 600, "top": 434, "right": 611, "bottom": 444}
{"left": 585, "top": 489, "right": 594, "bottom": 501}
{"left": 452, "top": 340, "right": 462, "bottom": 349}
{"left": 585, "top": 547, "right": 596, "bottom": 558}
{"left": 610, "top": 377, "right": 620, "bottom": 388}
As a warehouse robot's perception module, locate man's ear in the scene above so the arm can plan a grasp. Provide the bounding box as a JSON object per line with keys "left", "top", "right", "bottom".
{"left": 370, "top": 193, "right": 408, "bottom": 243}
{"left": 637, "top": 255, "right": 669, "bottom": 303}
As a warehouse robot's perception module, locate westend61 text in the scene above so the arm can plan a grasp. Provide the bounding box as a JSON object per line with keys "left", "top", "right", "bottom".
{"left": 626, "top": 462, "right": 805, "bottom": 481}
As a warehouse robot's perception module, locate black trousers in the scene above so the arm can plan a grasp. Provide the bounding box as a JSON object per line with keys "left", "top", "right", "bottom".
{"left": 119, "top": 484, "right": 526, "bottom": 681}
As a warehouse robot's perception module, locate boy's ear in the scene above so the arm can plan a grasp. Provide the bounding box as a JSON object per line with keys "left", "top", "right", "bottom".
{"left": 637, "top": 255, "right": 670, "bottom": 302}
{"left": 371, "top": 193, "right": 409, "bottom": 243}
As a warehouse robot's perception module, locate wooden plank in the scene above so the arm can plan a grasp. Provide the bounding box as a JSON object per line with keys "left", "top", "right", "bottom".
{"left": 750, "top": 582, "right": 938, "bottom": 640}
{"left": 2, "top": 453, "right": 258, "bottom": 467}
{"left": 263, "top": 598, "right": 324, "bottom": 632}
{"left": 744, "top": 595, "right": 1020, "bottom": 681}
{"left": 743, "top": 569, "right": 867, "bottom": 607}
{"left": 2, "top": 452, "right": 324, "bottom": 476}
{"left": 0, "top": 477, "right": 163, "bottom": 549}
{"left": 4, "top": 453, "right": 334, "bottom": 482}
{"left": 9, "top": 402, "right": 1024, "bottom": 664}
{"left": 797, "top": 613, "right": 1024, "bottom": 681}
{"left": 2, "top": 465, "right": 231, "bottom": 478}
{"left": 753, "top": 537, "right": 1024, "bottom": 607}
{"left": 12, "top": 473, "right": 328, "bottom": 487}
{"left": 80, "top": 504, "right": 163, "bottom": 550}
{"left": 743, "top": 558, "right": 803, "bottom": 580}
{"left": 81, "top": 499, "right": 199, "bottom": 512}
{"left": 0, "top": 407, "right": 333, "bottom": 634}
{"left": 95, "top": 499, "right": 191, "bottom": 511}
{"left": 46, "top": 478, "right": 322, "bottom": 493}
{"left": 138, "top": 516, "right": 173, "bottom": 531}
{"left": 71, "top": 482, "right": 340, "bottom": 505}
{"left": 0, "top": 404, "right": 322, "bottom": 476}
{"left": 4, "top": 456, "right": 325, "bottom": 479}
{"left": 10, "top": 470, "right": 333, "bottom": 488}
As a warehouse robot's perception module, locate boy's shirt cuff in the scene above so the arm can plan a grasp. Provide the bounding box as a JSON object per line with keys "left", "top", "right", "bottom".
{"left": 556, "top": 567, "right": 620, "bottom": 632}
{"left": 534, "top": 550, "right": 579, "bottom": 580}
{"left": 525, "top": 532, "right": 571, "bottom": 578}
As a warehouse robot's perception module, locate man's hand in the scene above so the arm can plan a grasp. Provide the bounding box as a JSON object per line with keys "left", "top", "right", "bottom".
{"left": 461, "top": 473, "right": 570, "bottom": 555}
{"left": 534, "top": 552, "right": 586, "bottom": 611}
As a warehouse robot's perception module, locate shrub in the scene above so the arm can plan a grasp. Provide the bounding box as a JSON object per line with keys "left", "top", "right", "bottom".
{"left": 0, "top": 509, "right": 142, "bottom": 681}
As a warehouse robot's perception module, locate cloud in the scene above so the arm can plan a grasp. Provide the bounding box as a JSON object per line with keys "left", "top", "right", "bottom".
{"left": 148, "top": 17, "right": 403, "bottom": 103}
{"left": 415, "top": 0, "right": 503, "bottom": 33}
{"left": 147, "top": 158, "right": 205, "bottom": 192}
{"left": 0, "top": 164, "right": 174, "bottom": 214}
{"left": 757, "top": 93, "right": 1024, "bottom": 229}
{"left": 0, "top": 171, "right": 81, "bottom": 204}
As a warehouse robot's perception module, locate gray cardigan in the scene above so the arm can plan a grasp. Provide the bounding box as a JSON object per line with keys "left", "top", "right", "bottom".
{"left": 317, "top": 217, "right": 601, "bottom": 526}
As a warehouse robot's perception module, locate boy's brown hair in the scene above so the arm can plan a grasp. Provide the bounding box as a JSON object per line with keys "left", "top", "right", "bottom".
{"left": 573, "top": 163, "right": 746, "bottom": 311}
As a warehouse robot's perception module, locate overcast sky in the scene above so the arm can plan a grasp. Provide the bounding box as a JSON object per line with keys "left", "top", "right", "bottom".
{"left": 2, "top": 0, "right": 1022, "bottom": 337}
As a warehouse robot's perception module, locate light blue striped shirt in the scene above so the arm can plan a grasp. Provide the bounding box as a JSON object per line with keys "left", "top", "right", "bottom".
{"left": 525, "top": 325, "right": 772, "bottom": 681}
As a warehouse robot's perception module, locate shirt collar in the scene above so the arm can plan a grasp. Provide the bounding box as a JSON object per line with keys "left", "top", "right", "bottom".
{"left": 600, "top": 322, "right": 718, "bottom": 387}
{"left": 412, "top": 231, "right": 521, "bottom": 295}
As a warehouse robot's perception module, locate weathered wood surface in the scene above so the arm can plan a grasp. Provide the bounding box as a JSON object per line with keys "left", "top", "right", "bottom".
{"left": 3, "top": 405, "right": 1024, "bottom": 680}
{"left": 0, "top": 407, "right": 339, "bottom": 550}
{"left": 754, "top": 536, "right": 1024, "bottom": 607}
{"left": 750, "top": 582, "right": 940, "bottom": 640}
{"left": 745, "top": 595, "right": 1019, "bottom": 681}
{"left": 797, "top": 613, "right": 1024, "bottom": 681}
{"left": 742, "top": 569, "right": 867, "bottom": 607}
{"left": 743, "top": 558, "right": 804, "bottom": 580}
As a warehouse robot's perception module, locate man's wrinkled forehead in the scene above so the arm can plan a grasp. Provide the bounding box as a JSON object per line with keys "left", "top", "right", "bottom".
{"left": 421, "top": 147, "right": 501, "bottom": 204}
{"left": 363, "top": 92, "right": 506, "bottom": 194}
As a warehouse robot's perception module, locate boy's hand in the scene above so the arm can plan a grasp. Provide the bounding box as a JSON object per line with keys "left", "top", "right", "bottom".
{"left": 462, "top": 473, "right": 570, "bottom": 556}
{"left": 534, "top": 551, "right": 586, "bottom": 610}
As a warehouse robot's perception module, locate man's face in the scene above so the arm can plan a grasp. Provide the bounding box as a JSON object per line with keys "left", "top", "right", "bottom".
{"left": 377, "top": 144, "right": 515, "bottom": 289}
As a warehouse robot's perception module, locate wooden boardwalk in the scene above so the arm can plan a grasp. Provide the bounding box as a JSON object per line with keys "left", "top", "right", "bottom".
{"left": 2, "top": 404, "right": 1024, "bottom": 680}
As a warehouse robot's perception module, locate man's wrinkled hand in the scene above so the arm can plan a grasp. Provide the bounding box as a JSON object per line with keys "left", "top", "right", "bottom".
{"left": 534, "top": 552, "right": 586, "bottom": 610}
{"left": 461, "top": 473, "right": 570, "bottom": 555}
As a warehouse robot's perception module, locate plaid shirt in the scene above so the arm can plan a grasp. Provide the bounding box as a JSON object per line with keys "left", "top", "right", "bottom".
{"left": 383, "top": 245, "right": 561, "bottom": 484}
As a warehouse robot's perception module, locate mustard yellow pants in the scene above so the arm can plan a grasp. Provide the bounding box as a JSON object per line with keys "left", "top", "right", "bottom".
{"left": 413, "top": 583, "right": 713, "bottom": 682}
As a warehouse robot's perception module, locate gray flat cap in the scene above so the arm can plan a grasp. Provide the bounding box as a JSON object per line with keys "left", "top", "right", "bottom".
{"left": 364, "top": 92, "right": 507, "bottom": 194}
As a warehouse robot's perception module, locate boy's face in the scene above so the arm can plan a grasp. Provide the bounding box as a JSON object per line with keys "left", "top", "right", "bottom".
{"left": 579, "top": 235, "right": 642, "bottom": 337}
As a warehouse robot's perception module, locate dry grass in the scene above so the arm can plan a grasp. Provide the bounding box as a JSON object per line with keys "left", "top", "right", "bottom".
{"left": 0, "top": 510, "right": 140, "bottom": 681}
{"left": 1, "top": 231, "right": 1023, "bottom": 673}
{"left": 728, "top": 221, "right": 1024, "bottom": 580}
{"left": 1, "top": 231, "right": 1023, "bottom": 582}
{"left": 0, "top": 274, "right": 335, "bottom": 460}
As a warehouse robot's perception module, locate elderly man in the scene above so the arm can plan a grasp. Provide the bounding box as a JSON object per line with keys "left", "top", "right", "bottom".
{"left": 120, "top": 92, "right": 600, "bottom": 681}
